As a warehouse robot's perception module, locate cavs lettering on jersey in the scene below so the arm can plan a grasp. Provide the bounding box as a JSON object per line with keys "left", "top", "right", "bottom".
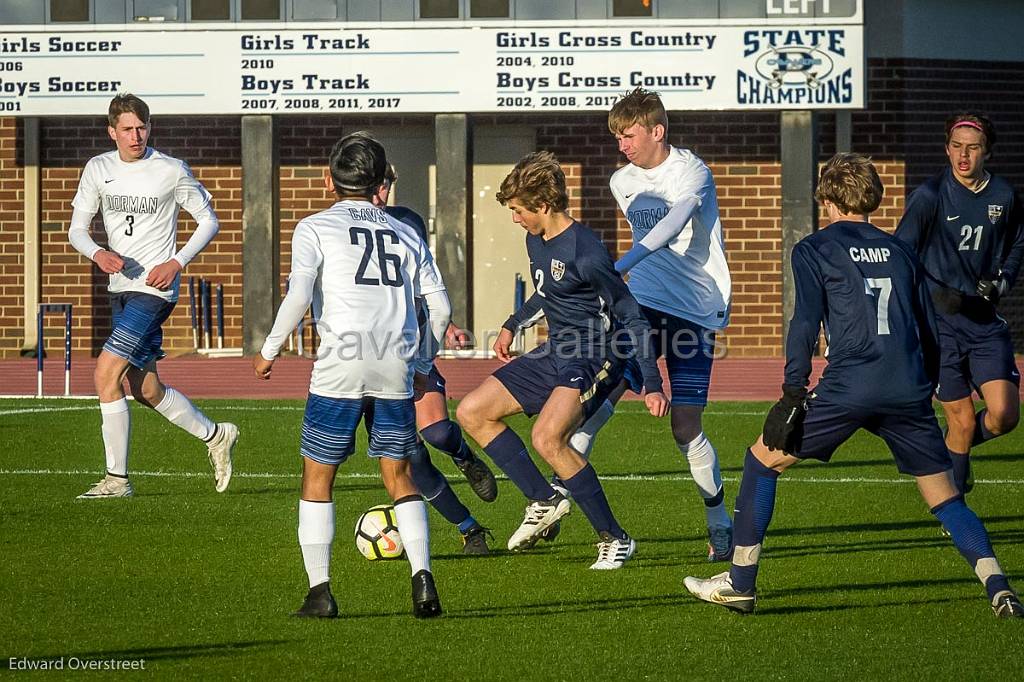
{"left": 896, "top": 167, "right": 1024, "bottom": 295}
{"left": 610, "top": 146, "right": 731, "bottom": 329}
{"left": 786, "top": 221, "right": 940, "bottom": 413}
{"left": 290, "top": 200, "right": 446, "bottom": 400}
{"left": 71, "top": 148, "right": 214, "bottom": 302}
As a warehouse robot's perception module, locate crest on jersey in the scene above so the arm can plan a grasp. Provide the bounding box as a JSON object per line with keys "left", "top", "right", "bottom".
{"left": 989, "top": 205, "right": 1003, "bottom": 224}
{"left": 550, "top": 259, "right": 565, "bottom": 281}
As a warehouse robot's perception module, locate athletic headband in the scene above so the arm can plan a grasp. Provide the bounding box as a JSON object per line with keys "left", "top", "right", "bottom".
{"left": 952, "top": 120, "right": 985, "bottom": 133}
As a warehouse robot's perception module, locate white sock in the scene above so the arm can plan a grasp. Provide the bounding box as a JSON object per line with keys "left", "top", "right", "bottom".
{"left": 569, "top": 399, "right": 615, "bottom": 458}
{"left": 393, "top": 497, "right": 430, "bottom": 575}
{"left": 678, "top": 432, "right": 730, "bottom": 528}
{"left": 100, "top": 398, "right": 131, "bottom": 477}
{"left": 298, "top": 500, "right": 334, "bottom": 588}
{"left": 154, "top": 387, "right": 216, "bottom": 441}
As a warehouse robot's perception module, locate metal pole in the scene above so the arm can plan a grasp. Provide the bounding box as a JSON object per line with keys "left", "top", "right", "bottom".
{"left": 216, "top": 284, "right": 225, "bottom": 349}
{"left": 63, "top": 305, "right": 72, "bottom": 396}
{"left": 189, "top": 276, "right": 198, "bottom": 350}
{"left": 36, "top": 306, "right": 43, "bottom": 398}
{"left": 202, "top": 280, "right": 213, "bottom": 350}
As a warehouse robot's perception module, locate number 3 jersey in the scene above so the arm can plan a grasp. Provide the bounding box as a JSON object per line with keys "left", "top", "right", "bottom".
{"left": 282, "top": 200, "right": 446, "bottom": 400}
{"left": 786, "top": 221, "right": 939, "bottom": 413}
{"left": 71, "top": 148, "right": 216, "bottom": 302}
{"left": 895, "top": 167, "right": 1024, "bottom": 295}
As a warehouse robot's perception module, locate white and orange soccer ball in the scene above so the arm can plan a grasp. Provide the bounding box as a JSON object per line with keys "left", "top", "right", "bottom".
{"left": 354, "top": 505, "right": 405, "bottom": 561}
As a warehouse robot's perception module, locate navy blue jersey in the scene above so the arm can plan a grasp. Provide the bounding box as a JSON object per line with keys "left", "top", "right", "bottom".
{"left": 386, "top": 205, "right": 428, "bottom": 242}
{"left": 895, "top": 168, "right": 1024, "bottom": 294}
{"left": 503, "top": 221, "right": 663, "bottom": 394}
{"left": 786, "top": 221, "right": 940, "bottom": 413}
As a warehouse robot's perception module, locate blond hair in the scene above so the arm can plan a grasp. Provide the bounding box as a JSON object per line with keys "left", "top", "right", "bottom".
{"left": 815, "top": 153, "right": 883, "bottom": 215}
{"left": 608, "top": 87, "right": 668, "bottom": 135}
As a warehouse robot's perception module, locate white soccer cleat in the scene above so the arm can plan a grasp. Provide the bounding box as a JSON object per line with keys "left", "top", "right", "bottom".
{"left": 507, "top": 495, "right": 571, "bottom": 551}
{"left": 589, "top": 532, "right": 636, "bottom": 570}
{"left": 77, "top": 474, "right": 134, "bottom": 499}
{"left": 207, "top": 423, "right": 238, "bottom": 493}
{"left": 683, "top": 571, "right": 756, "bottom": 614}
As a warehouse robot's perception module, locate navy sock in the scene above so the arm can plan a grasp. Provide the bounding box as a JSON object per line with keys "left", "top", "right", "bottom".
{"left": 971, "top": 409, "right": 997, "bottom": 447}
{"left": 457, "top": 516, "right": 478, "bottom": 534}
{"left": 948, "top": 450, "right": 971, "bottom": 494}
{"left": 932, "top": 495, "right": 1010, "bottom": 601}
{"left": 421, "top": 419, "right": 473, "bottom": 463}
{"left": 729, "top": 449, "right": 781, "bottom": 593}
{"left": 563, "top": 463, "right": 625, "bottom": 540}
{"left": 482, "top": 427, "right": 555, "bottom": 501}
{"left": 410, "top": 443, "right": 471, "bottom": 527}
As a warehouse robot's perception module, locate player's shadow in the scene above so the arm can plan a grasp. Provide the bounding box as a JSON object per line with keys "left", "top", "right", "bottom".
{"left": 1, "top": 640, "right": 293, "bottom": 668}
{"left": 756, "top": 594, "right": 979, "bottom": 616}
{"left": 442, "top": 593, "right": 693, "bottom": 620}
{"left": 770, "top": 514, "right": 1024, "bottom": 538}
{"left": 754, "top": 576, "right": 984, "bottom": 615}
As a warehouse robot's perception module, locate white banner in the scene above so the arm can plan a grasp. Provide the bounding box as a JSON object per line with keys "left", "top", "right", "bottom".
{"left": 0, "top": 24, "right": 863, "bottom": 115}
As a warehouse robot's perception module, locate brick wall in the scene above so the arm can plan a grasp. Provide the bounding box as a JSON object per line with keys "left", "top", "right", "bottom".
{"left": 0, "top": 118, "right": 24, "bottom": 356}
{"left": 3, "top": 57, "right": 1024, "bottom": 359}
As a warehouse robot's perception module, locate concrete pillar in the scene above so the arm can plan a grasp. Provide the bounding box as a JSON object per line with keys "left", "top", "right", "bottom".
{"left": 835, "top": 110, "right": 852, "bottom": 153}
{"left": 780, "top": 110, "right": 818, "bottom": 346}
{"left": 433, "top": 114, "right": 472, "bottom": 328}
{"left": 20, "top": 118, "right": 41, "bottom": 356}
{"left": 241, "top": 115, "right": 279, "bottom": 355}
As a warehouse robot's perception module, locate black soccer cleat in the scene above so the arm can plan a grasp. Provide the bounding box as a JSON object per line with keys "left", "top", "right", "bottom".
{"left": 461, "top": 524, "right": 494, "bottom": 555}
{"left": 292, "top": 581, "right": 339, "bottom": 619}
{"left": 456, "top": 453, "right": 498, "bottom": 502}
{"left": 992, "top": 591, "right": 1024, "bottom": 619}
{"left": 411, "top": 570, "right": 443, "bottom": 619}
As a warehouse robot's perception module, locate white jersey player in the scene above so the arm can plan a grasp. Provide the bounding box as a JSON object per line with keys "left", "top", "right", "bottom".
{"left": 566, "top": 87, "right": 735, "bottom": 562}
{"left": 609, "top": 145, "right": 731, "bottom": 329}
{"left": 254, "top": 133, "right": 451, "bottom": 620}
{"left": 68, "top": 94, "right": 237, "bottom": 500}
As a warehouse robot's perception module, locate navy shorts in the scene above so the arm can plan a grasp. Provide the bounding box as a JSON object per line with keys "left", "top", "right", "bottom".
{"left": 493, "top": 343, "right": 625, "bottom": 420}
{"left": 413, "top": 365, "right": 447, "bottom": 401}
{"left": 791, "top": 396, "right": 952, "bottom": 476}
{"left": 935, "top": 311, "right": 1020, "bottom": 402}
{"left": 640, "top": 305, "right": 715, "bottom": 407}
{"left": 103, "top": 292, "right": 175, "bottom": 369}
{"left": 300, "top": 393, "right": 418, "bottom": 466}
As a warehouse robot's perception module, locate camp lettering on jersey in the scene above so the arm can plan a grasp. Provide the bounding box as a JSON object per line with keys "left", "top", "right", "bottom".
{"left": 787, "top": 221, "right": 936, "bottom": 414}
{"left": 104, "top": 194, "right": 158, "bottom": 214}
{"left": 849, "top": 246, "right": 890, "bottom": 263}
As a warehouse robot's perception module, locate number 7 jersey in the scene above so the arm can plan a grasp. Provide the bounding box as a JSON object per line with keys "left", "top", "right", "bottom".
{"left": 290, "top": 200, "right": 446, "bottom": 400}
{"left": 785, "top": 220, "right": 940, "bottom": 413}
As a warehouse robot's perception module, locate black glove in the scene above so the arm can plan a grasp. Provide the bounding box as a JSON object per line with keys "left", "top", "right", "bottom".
{"left": 762, "top": 385, "right": 807, "bottom": 452}
{"left": 976, "top": 275, "right": 1009, "bottom": 305}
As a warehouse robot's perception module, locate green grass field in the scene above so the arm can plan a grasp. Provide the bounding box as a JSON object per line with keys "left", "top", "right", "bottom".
{"left": 1, "top": 397, "right": 1022, "bottom": 679}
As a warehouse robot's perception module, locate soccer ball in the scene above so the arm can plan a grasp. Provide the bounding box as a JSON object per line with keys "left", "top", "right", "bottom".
{"left": 354, "top": 505, "right": 404, "bottom": 561}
